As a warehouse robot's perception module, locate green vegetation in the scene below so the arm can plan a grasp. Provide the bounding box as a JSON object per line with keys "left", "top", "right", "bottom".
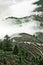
{"left": 33, "top": 0, "right": 43, "bottom": 28}
{"left": 5, "top": 16, "right": 30, "bottom": 24}
{"left": 33, "top": 0, "right": 43, "bottom": 12}
{"left": 3, "top": 35, "right": 12, "bottom": 51}
{"left": 0, "top": 33, "right": 43, "bottom": 65}
{"left": 3, "top": 0, "right": 43, "bottom": 65}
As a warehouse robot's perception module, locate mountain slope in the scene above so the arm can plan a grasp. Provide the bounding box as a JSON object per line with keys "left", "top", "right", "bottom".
{"left": 11, "top": 33, "right": 41, "bottom": 43}
{"left": 5, "top": 16, "right": 30, "bottom": 24}
{"left": 10, "top": 33, "right": 43, "bottom": 57}
{"left": 0, "top": 33, "right": 43, "bottom": 65}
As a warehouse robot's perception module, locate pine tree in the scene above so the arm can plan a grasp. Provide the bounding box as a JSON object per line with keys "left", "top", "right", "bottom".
{"left": 32, "top": 0, "right": 43, "bottom": 28}
{"left": 3, "top": 35, "right": 12, "bottom": 51}
{"left": 33, "top": 0, "right": 43, "bottom": 12}
{"left": 0, "top": 40, "right": 3, "bottom": 50}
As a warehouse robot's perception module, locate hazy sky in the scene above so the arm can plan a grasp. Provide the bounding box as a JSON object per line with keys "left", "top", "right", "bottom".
{"left": 0, "top": 0, "right": 42, "bottom": 38}
{"left": 0, "top": 0, "right": 38, "bottom": 18}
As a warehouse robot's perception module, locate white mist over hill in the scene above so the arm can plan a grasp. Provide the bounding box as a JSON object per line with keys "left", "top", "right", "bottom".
{"left": 0, "top": 0, "right": 42, "bottom": 38}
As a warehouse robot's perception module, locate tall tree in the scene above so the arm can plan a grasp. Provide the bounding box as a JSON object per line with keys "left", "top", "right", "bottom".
{"left": 3, "top": 35, "right": 12, "bottom": 51}
{"left": 0, "top": 39, "right": 3, "bottom": 50}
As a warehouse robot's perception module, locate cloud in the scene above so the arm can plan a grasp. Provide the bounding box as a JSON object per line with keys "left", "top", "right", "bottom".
{"left": 0, "top": 0, "right": 16, "bottom": 19}
{"left": 0, "top": 0, "right": 41, "bottom": 38}
{"left": 9, "top": 0, "right": 37, "bottom": 18}
{"left": 0, "top": 19, "right": 42, "bottom": 39}
{"left": 0, "top": 0, "right": 38, "bottom": 18}
{"left": 15, "top": 0, "right": 23, "bottom": 2}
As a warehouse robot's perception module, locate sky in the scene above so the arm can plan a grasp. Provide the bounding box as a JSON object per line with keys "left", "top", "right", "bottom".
{"left": 0, "top": 0, "right": 38, "bottom": 18}
{"left": 0, "top": 0, "right": 43, "bottom": 38}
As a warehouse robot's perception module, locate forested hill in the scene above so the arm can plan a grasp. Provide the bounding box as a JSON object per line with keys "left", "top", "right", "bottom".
{"left": 5, "top": 16, "right": 30, "bottom": 24}
{"left": 0, "top": 33, "right": 43, "bottom": 65}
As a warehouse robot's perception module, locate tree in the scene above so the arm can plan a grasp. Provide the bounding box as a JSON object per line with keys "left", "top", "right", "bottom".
{"left": 0, "top": 40, "right": 3, "bottom": 50}
{"left": 32, "top": 0, "right": 43, "bottom": 28}
{"left": 33, "top": 0, "right": 43, "bottom": 12}
{"left": 3, "top": 35, "right": 12, "bottom": 51}
{"left": 13, "top": 45, "right": 18, "bottom": 55}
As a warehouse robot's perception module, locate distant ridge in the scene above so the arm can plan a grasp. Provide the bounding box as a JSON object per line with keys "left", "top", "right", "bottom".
{"left": 5, "top": 16, "right": 30, "bottom": 19}
{"left": 5, "top": 16, "right": 31, "bottom": 24}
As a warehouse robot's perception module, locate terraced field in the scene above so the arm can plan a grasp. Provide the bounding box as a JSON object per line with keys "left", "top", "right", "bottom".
{"left": 0, "top": 33, "right": 43, "bottom": 65}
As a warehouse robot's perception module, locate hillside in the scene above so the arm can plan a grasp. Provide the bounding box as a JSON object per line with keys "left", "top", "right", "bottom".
{"left": 11, "top": 33, "right": 43, "bottom": 57}
{"left": 5, "top": 16, "right": 30, "bottom": 24}
{"left": 11, "top": 33, "right": 43, "bottom": 43}
{"left": 0, "top": 33, "right": 43, "bottom": 65}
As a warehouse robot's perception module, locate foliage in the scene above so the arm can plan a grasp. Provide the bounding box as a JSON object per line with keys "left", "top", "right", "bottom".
{"left": 3, "top": 35, "right": 12, "bottom": 51}
{"left": 32, "top": 0, "right": 43, "bottom": 28}
{"left": 0, "top": 34, "right": 43, "bottom": 65}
